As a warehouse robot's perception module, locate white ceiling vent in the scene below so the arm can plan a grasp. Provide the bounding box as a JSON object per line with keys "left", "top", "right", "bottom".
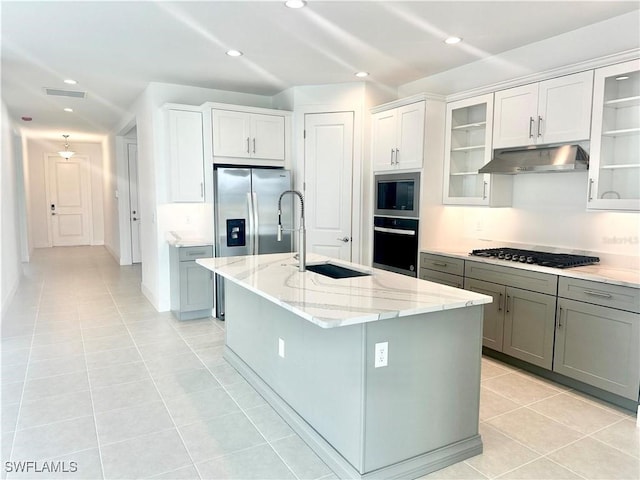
{"left": 43, "top": 88, "right": 87, "bottom": 99}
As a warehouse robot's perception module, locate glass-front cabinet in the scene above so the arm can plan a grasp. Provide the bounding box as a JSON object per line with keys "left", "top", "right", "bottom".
{"left": 443, "top": 93, "right": 512, "bottom": 206}
{"left": 588, "top": 59, "right": 640, "bottom": 211}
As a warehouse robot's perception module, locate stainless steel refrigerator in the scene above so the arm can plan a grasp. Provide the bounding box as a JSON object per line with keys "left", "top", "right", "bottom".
{"left": 214, "top": 167, "right": 293, "bottom": 318}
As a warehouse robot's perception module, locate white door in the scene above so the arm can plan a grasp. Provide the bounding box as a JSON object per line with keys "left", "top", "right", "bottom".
{"left": 127, "top": 143, "right": 141, "bottom": 263}
{"left": 304, "top": 112, "right": 354, "bottom": 261}
{"left": 46, "top": 154, "right": 92, "bottom": 246}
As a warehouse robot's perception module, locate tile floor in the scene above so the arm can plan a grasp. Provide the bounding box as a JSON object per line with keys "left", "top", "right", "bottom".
{"left": 1, "top": 246, "right": 638, "bottom": 480}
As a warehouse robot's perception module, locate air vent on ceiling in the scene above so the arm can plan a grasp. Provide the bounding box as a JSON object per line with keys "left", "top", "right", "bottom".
{"left": 43, "top": 88, "right": 87, "bottom": 99}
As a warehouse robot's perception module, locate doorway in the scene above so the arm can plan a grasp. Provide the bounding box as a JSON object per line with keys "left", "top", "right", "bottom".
{"left": 45, "top": 154, "right": 92, "bottom": 246}
{"left": 303, "top": 112, "right": 354, "bottom": 261}
{"left": 127, "top": 143, "right": 141, "bottom": 263}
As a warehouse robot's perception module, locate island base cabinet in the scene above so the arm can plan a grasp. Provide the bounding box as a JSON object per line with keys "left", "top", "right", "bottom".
{"left": 223, "top": 280, "right": 483, "bottom": 479}
{"left": 554, "top": 298, "right": 640, "bottom": 401}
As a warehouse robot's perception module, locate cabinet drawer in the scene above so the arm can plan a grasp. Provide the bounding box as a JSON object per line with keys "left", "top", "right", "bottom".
{"left": 419, "top": 269, "right": 464, "bottom": 289}
{"left": 178, "top": 246, "right": 213, "bottom": 261}
{"left": 465, "top": 261, "right": 557, "bottom": 295}
{"left": 558, "top": 277, "right": 640, "bottom": 313}
{"left": 420, "top": 253, "right": 464, "bottom": 276}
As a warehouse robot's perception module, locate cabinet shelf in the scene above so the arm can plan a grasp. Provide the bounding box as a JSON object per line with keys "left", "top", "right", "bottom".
{"left": 600, "top": 163, "right": 640, "bottom": 170}
{"left": 602, "top": 127, "right": 640, "bottom": 137}
{"left": 451, "top": 145, "right": 485, "bottom": 152}
{"left": 452, "top": 122, "right": 486, "bottom": 131}
{"left": 604, "top": 96, "right": 640, "bottom": 108}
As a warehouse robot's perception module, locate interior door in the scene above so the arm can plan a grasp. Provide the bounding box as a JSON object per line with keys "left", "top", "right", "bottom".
{"left": 127, "top": 143, "right": 141, "bottom": 263}
{"left": 46, "top": 155, "right": 92, "bottom": 246}
{"left": 304, "top": 112, "right": 354, "bottom": 261}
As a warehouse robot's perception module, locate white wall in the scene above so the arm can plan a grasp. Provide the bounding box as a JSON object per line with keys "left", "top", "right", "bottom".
{"left": 102, "top": 134, "right": 119, "bottom": 261}
{"left": 25, "top": 138, "right": 105, "bottom": 248}
{"left": 1, "top": 103, "right": 23, "bottom": 313}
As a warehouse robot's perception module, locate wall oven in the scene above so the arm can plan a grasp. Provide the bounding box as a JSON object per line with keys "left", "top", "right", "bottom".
{"left": 374, "top": 171, "right": 420, "bottom": 218}
{"left": 373, "top": 216, "right": 419, "bottom": 277}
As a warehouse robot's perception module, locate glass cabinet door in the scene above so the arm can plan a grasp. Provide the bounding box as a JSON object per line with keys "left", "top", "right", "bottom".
{"left": 443, "top": 93, "right": 511, "bottom": 206}
{"left": 588, "top": 59, "right": 640, "bottom": 211}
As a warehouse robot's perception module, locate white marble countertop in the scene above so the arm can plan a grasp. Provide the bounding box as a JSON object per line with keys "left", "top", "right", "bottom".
{"left": 197, "top": 253, "right": 492, "bottom": 329}
{"left": 166, "top": 231, "right": 213, "bottom": 248}
{"left": 421, "top": 249, "right": 640, "bottom": 289}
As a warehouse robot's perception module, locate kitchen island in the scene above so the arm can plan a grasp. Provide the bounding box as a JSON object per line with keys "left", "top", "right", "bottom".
{"left": 197, "top": 253, "right": 492, "bottom": 479}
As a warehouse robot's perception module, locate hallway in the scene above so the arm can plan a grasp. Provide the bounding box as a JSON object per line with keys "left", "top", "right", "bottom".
{"left": 1, "top": 247, "right": 638, "bottom": 479}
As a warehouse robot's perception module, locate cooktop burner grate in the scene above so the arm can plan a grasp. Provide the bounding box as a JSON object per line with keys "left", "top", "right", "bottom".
{"left": 469, "top": 248, "right": 600, "bottom": 269}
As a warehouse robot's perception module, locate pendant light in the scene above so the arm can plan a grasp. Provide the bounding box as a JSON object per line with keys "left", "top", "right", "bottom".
{"left": 58, "top": 134, "right": 75, "bottom": 159}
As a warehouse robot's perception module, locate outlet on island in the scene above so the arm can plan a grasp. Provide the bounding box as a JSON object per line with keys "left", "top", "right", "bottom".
{"left": 374, "top": 341, "right": 388, "bottom": 368}
{"left": 278, "top": 337, "right": 285, "bottom": 358}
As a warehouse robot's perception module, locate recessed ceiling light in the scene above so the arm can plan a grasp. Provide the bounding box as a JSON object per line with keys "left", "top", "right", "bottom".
{"left": 285, "top": 0, "right": 306, "bottom": 8}
{"left": 64, "top": 108, "right": 73, "bottom": 112}
{"left": 355, "top": 71, "right": 369, "bottom": 78}
{"left": 63, "top": 79, "right": 77, "bottom": 85}
{"left": 615, "top": 76, "right": 630, "bottom": 81}
{"left": 444, "top": 36, "right": 462, "bottom": 45}
{"left": 226, "top": 49, "right": 243, "bottom": 57}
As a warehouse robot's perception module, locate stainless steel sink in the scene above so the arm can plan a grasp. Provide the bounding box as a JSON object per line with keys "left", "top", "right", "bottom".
{"left": 306, "top": 262, "right": 370, "bottom": 279}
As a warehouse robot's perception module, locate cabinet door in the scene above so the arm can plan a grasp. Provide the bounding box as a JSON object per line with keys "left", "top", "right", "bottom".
{"left": 180, "top": 262, "right": 213, "bottom": 312}
{"left": 395, "top": 101, "right": 425, "bottom": 170}
{"left": 588, "top": 59, "right": 640, "bottom": 211}
{"left": 538, "top": 71, "right": 593, "bottom": 144}
{"left": 251, "top": 114, "right": 285, "bottom": 161}
{"left": 554, "top": 298, "right": 640, "bottom": 400}
{"left": 493, "top": 83, "right": 538, "bottom": 148}
{"left": 372, "top": 109, "right": 398, "bottom": 171}
{"left": 503, "top": 287, "right": 556, "bottom": 369}
{"left": 169, "top": 109, "right": 204, "bottom": 202}
{"left": 465, "top": 278, "right": 505, "bottom": 352}
{"left": 212, "top": 109, "right": 252, "bottom": 158}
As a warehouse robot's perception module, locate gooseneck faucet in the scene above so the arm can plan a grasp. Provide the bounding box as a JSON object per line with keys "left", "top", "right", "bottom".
{"left": 277, "top": 190, "right": 306, "bottom": 272}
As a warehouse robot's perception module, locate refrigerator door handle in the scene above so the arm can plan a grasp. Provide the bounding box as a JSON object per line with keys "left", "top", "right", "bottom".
{"left": 246, "top": 192, "right": 255, "bottom": 253}
{"left": 252, "top": 192, "right": 260, "bottom": 254}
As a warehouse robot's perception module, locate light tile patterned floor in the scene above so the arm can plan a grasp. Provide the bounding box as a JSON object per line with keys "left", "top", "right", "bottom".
{"left": 1, "top": 247, "right": 638, "bottom": 479}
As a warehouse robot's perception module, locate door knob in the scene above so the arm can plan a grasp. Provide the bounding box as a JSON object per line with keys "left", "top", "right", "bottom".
{"left": 337, "top": 236, "right": 350, "bottom": 243}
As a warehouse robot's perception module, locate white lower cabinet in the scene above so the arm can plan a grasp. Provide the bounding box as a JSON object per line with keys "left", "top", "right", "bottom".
{"left": 554, "top": 278, "right": 640, "bottom": 401}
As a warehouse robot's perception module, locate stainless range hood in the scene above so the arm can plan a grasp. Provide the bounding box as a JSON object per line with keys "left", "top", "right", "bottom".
{"left": 479, "top": 144, "right": 589, "bottom": 174}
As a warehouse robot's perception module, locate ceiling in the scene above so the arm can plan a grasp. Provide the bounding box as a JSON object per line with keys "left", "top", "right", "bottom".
{"left": 2, "top": 1, "right": 639, "bottom": 140}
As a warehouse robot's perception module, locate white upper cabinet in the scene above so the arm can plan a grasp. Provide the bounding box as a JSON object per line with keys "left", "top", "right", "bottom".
{"left": 587, "top": 59, "right": 640, "bottom": 211}
{"left": 493, "top": 71, "right": 594, "bottom": 148}
{"left": 372, "top": 100, "right": 425, "bottom": 171}
{"left": 443, "top": 93, "right": 512, "bottom": 206}
{"left": 168, "top": 108, "right": 205, "bottom": 203}
{"left": 212, "top": 109, "right": 286, "bottom": 163}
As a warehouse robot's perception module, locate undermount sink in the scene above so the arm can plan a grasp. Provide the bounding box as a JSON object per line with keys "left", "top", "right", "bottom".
{"left": 306, "top": 262, "right": 371, "bottom": 279}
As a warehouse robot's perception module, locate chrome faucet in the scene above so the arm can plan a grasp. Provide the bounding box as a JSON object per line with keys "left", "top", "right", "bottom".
{"left": 277, "top": 190, "right": 306, "bottom": 272}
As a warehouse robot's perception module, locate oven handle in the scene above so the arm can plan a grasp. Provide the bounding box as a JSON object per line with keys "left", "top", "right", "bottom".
{"left": 374, "top": 226, "right": 416, "bottom": 236}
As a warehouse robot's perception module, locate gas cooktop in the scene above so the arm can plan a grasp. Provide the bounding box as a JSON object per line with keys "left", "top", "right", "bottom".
{"left": 469, "top": 248, "right": 600, "bottom": 269}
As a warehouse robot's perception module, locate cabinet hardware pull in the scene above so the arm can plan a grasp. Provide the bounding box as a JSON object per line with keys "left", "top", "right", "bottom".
{"left": 498, "top": 292, "right": 503, "bottom": 311}
{"left": 390, "top": 148, "right": 394, "bottom": 165}
{"left": 558, "top": 307, "right": 563, "bottom": 328}
{"left": 588, "top": 178, "right": 594, "bottom": 201}
{"left": 538, "top": 116, "right": 543, "bottom": 137}
{"left": 482, "top": 181, "right": 488, "bottom": 200}
{"left": 432, "top": 262, "right": 448, "bottom": 267}
{"left": 529, "top": 117, "right": 535, "bottom": 138}
{"left": 584, "top": 290, "right": 613, "bottom": 299}
{"left": 253, "top": 138, "right": 256, "bottom": 154}
{"left": 374, "top": 226, "right": 416, "bottom": 235}
{"left": 506, "top": 294, "right": 511, "bottom": 313}
{"left": 395, "top": 148, "right": 399, "bottom": 164}
{"left": 200, "top": 182, "right": 204, "bottom": 198}
{"left": 246, "top": 137, "right": 250, "bottom": 154}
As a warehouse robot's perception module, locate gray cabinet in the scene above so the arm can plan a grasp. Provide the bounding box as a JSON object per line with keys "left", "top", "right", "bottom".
{"left": 554, "top": 278, "right": 640, "bottom": 401}
{"left": 419, "top": 253, "right": 464, "bottom": 288}
{"left": 465, "top": 261, "right": 557, "bottom": 369}
{"left": 170, "top": 245, "right": 213, "bottom": 320}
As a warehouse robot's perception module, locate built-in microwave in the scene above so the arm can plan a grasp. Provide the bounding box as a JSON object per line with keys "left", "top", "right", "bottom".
{"left": 374, "top": 172, "right": 420, "bottom": 218}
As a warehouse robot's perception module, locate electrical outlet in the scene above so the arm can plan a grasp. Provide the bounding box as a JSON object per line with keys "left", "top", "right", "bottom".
{"left": 278, "top": 338, "right": 285, "bottom": 358}
{"left": 374, "top": 342, "right": 388, "bottom": 368}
